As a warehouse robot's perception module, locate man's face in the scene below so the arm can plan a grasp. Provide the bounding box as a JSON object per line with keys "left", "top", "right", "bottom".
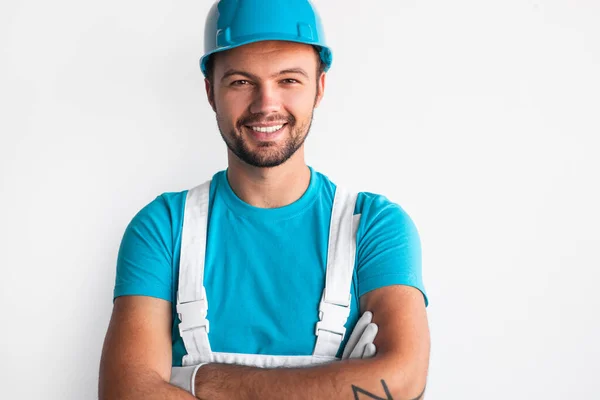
{"left": 206, "top": 40, "right": 325, "bottom": 168}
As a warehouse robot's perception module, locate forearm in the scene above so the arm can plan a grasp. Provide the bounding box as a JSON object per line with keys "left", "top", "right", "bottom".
{"left": 99, "top": 368, "right": 196, "bottom": 400}
{"left": 194, "top": 357, "right": 426, "bottom": 400}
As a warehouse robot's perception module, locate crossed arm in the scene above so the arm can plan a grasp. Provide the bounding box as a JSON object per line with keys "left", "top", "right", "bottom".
{"left": 99, "top": 285, "right": 430, "bottom": 399}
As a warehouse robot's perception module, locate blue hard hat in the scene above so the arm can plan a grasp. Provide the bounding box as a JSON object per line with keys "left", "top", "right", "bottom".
{"left": 200, "top": 0, "right": 332, "bottom": 77}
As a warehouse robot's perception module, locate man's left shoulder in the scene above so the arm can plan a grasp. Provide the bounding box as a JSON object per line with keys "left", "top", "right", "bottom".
{"left": 313, "top": 169, "right": 416, "bottom": 227}
{"left": 354, "top": 190, "right": 416, "bottom": 229}
{"left": 352, "top": 190, "right": 427, "bottom": 306}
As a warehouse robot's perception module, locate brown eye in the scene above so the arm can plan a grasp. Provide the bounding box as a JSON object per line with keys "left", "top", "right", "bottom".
{"left": 281, "top": 79, "right": 299, "bottom": 84}
{"left": 232, "top": 80, "right": 250, "bottom": 86}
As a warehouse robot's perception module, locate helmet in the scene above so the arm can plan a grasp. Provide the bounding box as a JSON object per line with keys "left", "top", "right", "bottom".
{"left": 200, "top": 0, "right": 332, "bottom": 77}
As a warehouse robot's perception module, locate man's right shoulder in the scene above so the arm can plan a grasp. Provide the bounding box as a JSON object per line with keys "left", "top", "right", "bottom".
{"left": 129, "top": 190, "right": 188, "bottom": 230}
{"left": 114, "top": 190, "right": 188, "bottom": 302}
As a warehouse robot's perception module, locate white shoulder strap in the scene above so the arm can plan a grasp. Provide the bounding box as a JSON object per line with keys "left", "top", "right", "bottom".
{"left": 176, "top": 180, "right": 212, "bottom": 366}
{"left": 313, "top": 186, "right": 360, "bottom": 357}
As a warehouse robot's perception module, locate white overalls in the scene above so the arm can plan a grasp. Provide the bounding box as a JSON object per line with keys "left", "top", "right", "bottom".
{"left": 170, "top": 180, "right": 361, "bottom": 393}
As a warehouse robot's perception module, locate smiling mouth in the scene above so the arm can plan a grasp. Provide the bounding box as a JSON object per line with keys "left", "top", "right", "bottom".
{"left": 245, "top": 123, "right": 288, "bottom": 134}
{"left": 251, "top": 124, "right": 284, "bottom": 133}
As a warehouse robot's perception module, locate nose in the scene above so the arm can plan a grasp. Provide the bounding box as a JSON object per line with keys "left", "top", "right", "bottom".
{"left": 249, "top": 83, "right": 282, "bottom": 115}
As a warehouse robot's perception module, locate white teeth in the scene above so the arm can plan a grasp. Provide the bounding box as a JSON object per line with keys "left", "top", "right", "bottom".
{"left": 251, "top": 124, "right": 284, "bottom": 133}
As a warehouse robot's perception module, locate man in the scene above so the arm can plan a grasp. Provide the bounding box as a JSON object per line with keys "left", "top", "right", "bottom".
{"left": 99, "top": 0, "right": 430, "bottom": 399}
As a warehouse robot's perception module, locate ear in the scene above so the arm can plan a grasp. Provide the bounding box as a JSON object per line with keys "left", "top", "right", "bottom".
{"left": 205, "top": 78, "right": 217, "bottom": 112}
{"left": 314, "top": 72, "right": 326, "bottom": 108}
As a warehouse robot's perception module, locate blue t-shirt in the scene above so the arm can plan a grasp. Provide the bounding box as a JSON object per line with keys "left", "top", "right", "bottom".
{"left": 114, "top": 167, "right": 428, "bottom": 366}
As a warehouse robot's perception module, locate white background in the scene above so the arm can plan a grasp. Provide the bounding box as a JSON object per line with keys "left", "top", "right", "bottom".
{"left": 1, "top": 0, "right": 598, "bottom": 398}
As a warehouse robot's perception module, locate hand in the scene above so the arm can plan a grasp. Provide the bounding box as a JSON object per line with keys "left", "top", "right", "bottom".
{"left": 341, "top": 311, "right": 378, "bottom": 360}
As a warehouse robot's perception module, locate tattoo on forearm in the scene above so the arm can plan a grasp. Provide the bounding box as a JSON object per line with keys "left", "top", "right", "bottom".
{"left": 351, "top": 379, "right": 393, "bottom": 400}
{"left": 350, "top": 380, "right": 426, "bottom": 400}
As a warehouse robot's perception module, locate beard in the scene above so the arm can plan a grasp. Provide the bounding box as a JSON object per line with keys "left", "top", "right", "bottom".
{"left": 217, "top": 111, "right": 314, "bottom": 168}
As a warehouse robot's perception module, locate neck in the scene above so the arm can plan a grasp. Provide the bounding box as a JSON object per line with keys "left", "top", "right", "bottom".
{"left": 226, "top": 148, "right": 310, "bottom": 209}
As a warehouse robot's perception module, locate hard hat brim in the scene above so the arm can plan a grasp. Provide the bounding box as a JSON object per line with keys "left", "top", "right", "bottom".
{"left": 200, "top": 35, "right": 332, "bottom": 77}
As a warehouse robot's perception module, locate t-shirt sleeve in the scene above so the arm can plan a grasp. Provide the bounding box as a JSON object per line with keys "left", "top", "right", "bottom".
{"left": 356, "top": 194, "right": 429, "bottom": 306}
{"left": 113, "top": 195, "right": 174, "bottom": 302}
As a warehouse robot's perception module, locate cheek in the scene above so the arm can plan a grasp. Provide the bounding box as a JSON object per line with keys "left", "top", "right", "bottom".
{"left": 281, "top": 90, "right": 316, "bottom": 116}
{"left": 217, "top": 93, "right": 249, "bottom": 122}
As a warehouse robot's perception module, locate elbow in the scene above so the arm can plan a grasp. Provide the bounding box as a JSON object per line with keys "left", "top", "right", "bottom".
{"left": 390, "top": 373, "right": 427, "bottom": 400}
{"left": 395, "top": 381, "right": 427, "bottom": 400}
{"left": 379, "top": 356, "right": 428, "bottom": 400}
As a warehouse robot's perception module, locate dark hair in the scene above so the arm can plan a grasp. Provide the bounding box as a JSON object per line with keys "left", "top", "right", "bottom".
{"left": 314, "top": 46, "right": 326, "bottom": 77}
{"left": 204, "top": 45, "right": 325, "bottom": 86}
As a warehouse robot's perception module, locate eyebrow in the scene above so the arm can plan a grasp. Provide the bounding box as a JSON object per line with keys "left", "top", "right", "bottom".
{"left": 220, "top": 68, "right": 310, "bottom": 82}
